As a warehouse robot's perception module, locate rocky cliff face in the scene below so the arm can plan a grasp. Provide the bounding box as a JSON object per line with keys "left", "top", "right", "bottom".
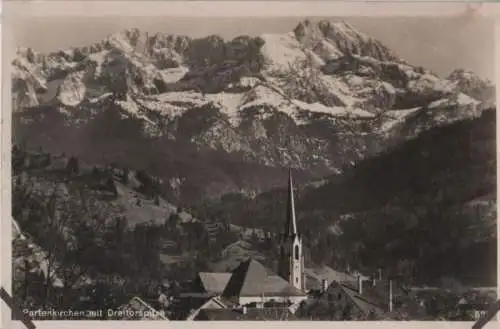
{"left": 11, "top": 20, "right": 495, "bottom": 204}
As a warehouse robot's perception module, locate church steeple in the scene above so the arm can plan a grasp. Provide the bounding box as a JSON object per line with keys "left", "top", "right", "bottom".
{"left": 278, "top": 169, "right": 305, "bottom": 291}
{"left": 285, "top": 168, "right": 298, "bottom": 237}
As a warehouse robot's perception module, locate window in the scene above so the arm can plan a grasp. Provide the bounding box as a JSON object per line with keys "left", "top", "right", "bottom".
{"left": 294, "top": 245, "right": 299, "bottom": 260}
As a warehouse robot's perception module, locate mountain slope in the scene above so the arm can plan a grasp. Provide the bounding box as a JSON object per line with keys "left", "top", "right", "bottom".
{"left": 195, "top": 109, "right": 497, "bottom": 285}
{"left": 12, "top": 20, "right": 494, "bottom": 205}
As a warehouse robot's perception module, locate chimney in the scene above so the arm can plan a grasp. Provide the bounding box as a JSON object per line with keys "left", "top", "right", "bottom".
{"left": 388, "top": 279, "right": 393, "bottom": 313}
{"left": 373, "top": 268, "right": 382, "bottom": 286}
{"left": 357, "top": 276, "right": 363, "bottom": 295}
{"left": 322, "top": 279, "right": 328, "bottom": 293}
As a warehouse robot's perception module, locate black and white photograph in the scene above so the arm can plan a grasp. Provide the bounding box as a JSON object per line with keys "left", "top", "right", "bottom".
{"left": 4, "top": 1, "right": 498, "bottom": 323}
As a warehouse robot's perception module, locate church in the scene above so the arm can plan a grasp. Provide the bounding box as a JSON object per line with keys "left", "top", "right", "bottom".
{"left": 220, "top": 169, "right": 308, "bottom": 307}
{"left": 186, "top": 169, "right": 309, "bottom": 310}
{"left": 173, "top": 170, "right": 403, "bottom": 320}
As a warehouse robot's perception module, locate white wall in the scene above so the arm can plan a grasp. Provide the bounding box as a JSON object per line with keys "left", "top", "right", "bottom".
{"left": 238, "top": 295, "right": 307, "bottom": 306}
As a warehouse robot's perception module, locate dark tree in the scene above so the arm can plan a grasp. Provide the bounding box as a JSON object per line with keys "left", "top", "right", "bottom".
{"left": 107, "top": 177, "right": 118, "bottom": 197}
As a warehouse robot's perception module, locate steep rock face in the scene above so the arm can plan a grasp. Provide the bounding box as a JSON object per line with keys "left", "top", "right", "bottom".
{"left": 12, "top": 20, "right": 495, "bottom": 203}
{"left": 447, "top": 69, "right": 496, "bottom": 106}
{"left": 294, "top": 20, "right": 397, "bottom": 62}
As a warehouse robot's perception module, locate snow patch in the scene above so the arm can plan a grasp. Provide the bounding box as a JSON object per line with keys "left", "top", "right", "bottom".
{"left": 428, "top": 93, "right": 480, "bottom": 109}
{"left": 57, "top": 71, "right": 87, "bottom": 106}
{"left": 260, "top": 33, "right": 308, "bottom": 69}
{"left": 86, "top": 51, "right": 108, "bottom": 77}
{"left": 205, "top": 92, "right": 245, "bottom": 124}
{"left": 380, "top": 107, "right": 422, "bottom": 132}
{"left": 159, "top": 66, "right": 189, "bottom": 83}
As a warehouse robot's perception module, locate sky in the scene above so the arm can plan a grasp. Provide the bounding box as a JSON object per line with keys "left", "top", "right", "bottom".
{"left": 11, "top": 16, "right": 496, "bottom": 81}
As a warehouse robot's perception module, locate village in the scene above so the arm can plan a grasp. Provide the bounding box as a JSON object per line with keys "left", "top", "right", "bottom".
{"left": 111, "top": 171, "right": 495, "bottom": 321}
{"left": 11, "top": 146, "right": 495, "bottom": 321}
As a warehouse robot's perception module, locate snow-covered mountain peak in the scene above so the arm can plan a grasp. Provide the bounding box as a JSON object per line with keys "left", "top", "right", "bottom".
{"left": 102, "top": 28, "right": 154, "bottom": 56}
{"left": 293, "top": 19, "right": 398, "bottom": 62}
{"left": 446, "top": 68, "right": 495, "bottom": 106}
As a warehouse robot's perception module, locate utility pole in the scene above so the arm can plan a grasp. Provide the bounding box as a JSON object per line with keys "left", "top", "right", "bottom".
{"left": 388, "top": 279, "right": 393, "bottom": 313}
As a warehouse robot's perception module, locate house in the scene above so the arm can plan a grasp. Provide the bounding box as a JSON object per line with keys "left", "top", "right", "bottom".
{"left": 298, "top": 280, "right": 385, "bottom": 320}
{"left": 305, "top": 266, "right": 368, "bottom": 292}
{"left": 185, "top": 296, "right": 229, "bottom": 320}
{"left": 361, "top": 277, "right": 424, "bottom": 318}
{"left": 168, "top": 294, "right": 231, "bottom": 320}
{"left": 221, "top": 258, "right": 307, "bottom": 306}
{"left": 166, "top": 272, "right": 230, "bottom": 320}
{"left": 194, "top": 307, "right": 300, "bottom": 321}
{"left": 112, "top": 296, "right": 169, "bottom": 320}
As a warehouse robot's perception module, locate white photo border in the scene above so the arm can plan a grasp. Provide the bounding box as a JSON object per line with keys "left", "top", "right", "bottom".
{"left": 1, "top": 1, "right": 499, "bottom": 329}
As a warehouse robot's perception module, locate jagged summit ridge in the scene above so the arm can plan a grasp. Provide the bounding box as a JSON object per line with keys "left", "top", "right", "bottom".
{"left": 293, "top": 19, "right": 397, "bottom": 62}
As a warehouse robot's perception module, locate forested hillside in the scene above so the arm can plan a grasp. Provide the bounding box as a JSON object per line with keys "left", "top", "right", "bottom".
{"left": 193, "top": 109, "right": 497, "bottom": 286}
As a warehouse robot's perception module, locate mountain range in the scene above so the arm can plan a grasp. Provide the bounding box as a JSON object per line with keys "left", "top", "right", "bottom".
{"left": 12, "top": 19, "right": 495, "bottom": 205}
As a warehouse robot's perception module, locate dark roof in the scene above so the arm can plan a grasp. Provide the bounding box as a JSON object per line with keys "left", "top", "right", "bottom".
{"left": 222, "top": 258, "right": 306, "bottom": 298}
{"left": 339, "top": 284, "right": 385, "bottom": 316}
{"left": 185, "top": 296, "right": 229, "bottom": 320}
{"left": 195, "top": 308, "right": 300, "bottom": 321}
{"left": 305, "top": 266, "right": 358, "bottom": 290}
{"left": 362, "top": 280, "right": 407, "bottom": 310}
{"left": 360, "top": 281, "right": 425, "bottom": 319}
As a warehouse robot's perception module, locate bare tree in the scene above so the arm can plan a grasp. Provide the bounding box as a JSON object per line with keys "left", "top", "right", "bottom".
{"left": 16, "top": 179, "right": 108, "bottom": 308}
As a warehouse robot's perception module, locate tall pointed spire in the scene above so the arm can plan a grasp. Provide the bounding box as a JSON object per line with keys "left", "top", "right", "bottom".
{"left": 278, "top": 168, "right": 304, "bottom": 291}
{"left": 285, "top": 168, "right": 298, "bottom": 237}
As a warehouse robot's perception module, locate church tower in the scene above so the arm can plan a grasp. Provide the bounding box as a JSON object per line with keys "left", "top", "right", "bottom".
{"left": 278, "top": 169, "right": 305, "bottom": 291}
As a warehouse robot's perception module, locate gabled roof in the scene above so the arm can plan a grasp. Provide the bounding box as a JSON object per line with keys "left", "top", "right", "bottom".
{"left": 339, "top": 284, "right": 385, "bottom": 317}
{"left": 186, "top": 296, "right": 229, "bottom": 320}
{"left": 305, "top": 266, "right": 357, "bottom": 290}
{"left": 197, "top": 272, "right": 232, "bottom": 294}
{"left": 364, "top": 281, "right": 425, "bottom": 318}
{"left": 195, "top": 308, "right": 300, "bottom": 321}
{"left": 115, "top": 296, "right": 169, "bottom": 320}
{"left": 222, "top": 258, "right": 306, "bottom": 298}
{"left": 302, "top": 281, "right": 384, "bottom": 320}
{"left": 362, "top": 280, "right": 406, "bottom": 310}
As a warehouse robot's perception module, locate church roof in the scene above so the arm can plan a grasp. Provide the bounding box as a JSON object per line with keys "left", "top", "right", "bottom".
{"left": 197, "top": 272, "right": 232, "bottom": 294}
{"left": 222, "top": 258, "right": 306, "bottom": 298}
